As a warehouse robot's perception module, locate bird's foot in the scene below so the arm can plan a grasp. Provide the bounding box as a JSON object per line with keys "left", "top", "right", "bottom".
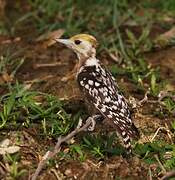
{"left": 86, "top": 117, "right": 96, "bottom": 131}
{"left": 77, "top": 114, "right": 104, "bottom": 132}
{"left": 76, "top": 117, "right": 83, "bottom": 129}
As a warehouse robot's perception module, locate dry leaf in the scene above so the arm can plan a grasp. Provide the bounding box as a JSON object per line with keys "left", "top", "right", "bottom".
{"left": 36, "top": 29, "right": 65, "bottom": 48}
{"left": 0, "top": 139, "right": 10, "bottom": 148}
{"left": 0, "top": 139, "right": 20, "bottom": 155}
{"left": 0, "top": 146, "right": 20, "bottom": 155}
{"left": 155, "top": 26, "right": 175, "bottom": 47}
{"left": 2, "top": 72, "right": 13, "bottom": 82}
{"left": 159, "top": 27, "right": 175, "bottom": 39}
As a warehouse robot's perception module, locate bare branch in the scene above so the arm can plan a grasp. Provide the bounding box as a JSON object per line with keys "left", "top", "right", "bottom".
{"left": 34, "top": 62, "right": 66, "bottom": 69}
{"left": 31, "top": 117, "right": 93, "bottom": 180}
{"left": 138, "top": 90, "right": 149, "bottom": 106}
{"left": 161, "top": 170, "right": 175, "bottom": 180}
{"left": 154, "top": 154, "right": 166, "bottom": 174}
{"left": 158, "top": 91, "right": 175, "bottom": 102}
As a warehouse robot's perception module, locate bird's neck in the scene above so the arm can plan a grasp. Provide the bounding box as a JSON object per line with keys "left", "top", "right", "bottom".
{"left": 77, "top": 47, "right": 96, "bottom": 61}
{"left": 76, "top": 48, "right": 98, "bottom": 71}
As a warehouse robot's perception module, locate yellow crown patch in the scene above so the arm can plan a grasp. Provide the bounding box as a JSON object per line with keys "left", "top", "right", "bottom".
{"left": 70, "top": 34, "right": 98, "bottom": 47}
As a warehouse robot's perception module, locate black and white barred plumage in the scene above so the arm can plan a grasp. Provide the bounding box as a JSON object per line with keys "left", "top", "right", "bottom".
{"left": 77, "top": 58, "right": 139, "bottom": 153}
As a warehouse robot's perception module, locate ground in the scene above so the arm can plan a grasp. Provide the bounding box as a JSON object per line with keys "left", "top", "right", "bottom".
{"left": 0, "top": 1, "right": 175, "bottom": 180}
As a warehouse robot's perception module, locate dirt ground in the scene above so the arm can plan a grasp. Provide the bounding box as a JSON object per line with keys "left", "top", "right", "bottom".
{"left": 0, "top": 1, "right": 175, "bottom": 179}
{"left": 0, "top": 32, "right": 175, "bottom": 179}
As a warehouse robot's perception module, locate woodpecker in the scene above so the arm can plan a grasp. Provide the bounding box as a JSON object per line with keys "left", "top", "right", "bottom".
{"left": 56, "top": 34, "right": 139, "bottom": 153}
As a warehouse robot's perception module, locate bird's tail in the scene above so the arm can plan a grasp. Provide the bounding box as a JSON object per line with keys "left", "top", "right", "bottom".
{"left": 128, "top": 123, "right": 140, "bottom": 140}
{"left": 120, "top": 130, "right": 132, "bottom": 154}
{"left": 118, "top": 123, "right": 139, "bottom": 154}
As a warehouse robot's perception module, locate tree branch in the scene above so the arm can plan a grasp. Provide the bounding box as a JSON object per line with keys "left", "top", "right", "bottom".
{"left": 161, "top": 170, "right": 175, "bottom": 180}
{"left": 31, "top": 117, "right": 93, "bottom": 180}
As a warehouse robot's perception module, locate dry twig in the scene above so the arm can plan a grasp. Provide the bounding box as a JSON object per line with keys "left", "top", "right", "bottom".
{"left": 148, "top": 167, "right": 153, "bottom": 180}
{"left": 158, "top": 91, "right": 175, "bottom": 102}
{"left": 161, "top": 170, "right": 175, "bottom": 180}
{"left": 150, "top": 127, "right": 166, "bottom": 142}
{"left": 138, "top": 90, "right": 149, "bottom": 106}
{"left": 34, "top": 62, "right": 66, "bottom": 69}
{"left": 31, "top": 117, "right": 93, "bottom": 180}
{"left": 129, "top": 90, "right": 149, "bottom": 109}
{"left": 150, "top": 125, "right": 173, "bottom": 143}
{"left": 50, "top": 168, "right": 62, "bottom": 180}
{"left": 154, "top": 154, "right": 166, "bottom": 174}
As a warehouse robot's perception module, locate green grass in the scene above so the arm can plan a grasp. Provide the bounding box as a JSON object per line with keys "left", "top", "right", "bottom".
{"left": 3, "top": 153, "right": 27, "bottom": 180}
{"left": 3, "top": 0, "right": 173, "bottom": 95}
{"left": 110, "top": 27, "right": 164, "bottom": 96}
{"left": 0, "top": 82, "right": 78, "bottom": 137}
{"left": 143, "top": 0, "right": 175, "bottom": 12}
{"left": 10, "top": 1, "right": 153, "bottom": 40}
{"left": 134, "top": 140, "right": 175, "bottom": 174}
{"left": 1, "top": 1, "right": 175, "bottom": 178}
{"left": 0, "top": 21, "right": 9, "bottom": 35}
{"left": 0, "top": 48, "right": 25, "bottom": 81}
{"left": 82, "top": 133, "right": 125, "bottom": 157}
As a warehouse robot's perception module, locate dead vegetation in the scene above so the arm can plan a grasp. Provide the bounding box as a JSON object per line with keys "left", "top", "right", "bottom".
{"left": 0, "top": 0, "right": 175, "bottom": 179}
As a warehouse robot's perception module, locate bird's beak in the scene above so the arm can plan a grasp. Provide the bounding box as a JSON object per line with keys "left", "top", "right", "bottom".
{"left": 55, "top": 38, "right": 72, "bottom": 47}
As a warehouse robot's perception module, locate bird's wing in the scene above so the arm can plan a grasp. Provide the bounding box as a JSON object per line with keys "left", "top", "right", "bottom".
{"left": 77, "top": 64, "right": 139, "bottom": 141}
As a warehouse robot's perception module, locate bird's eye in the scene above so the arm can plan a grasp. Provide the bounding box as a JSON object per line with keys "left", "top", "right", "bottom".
{"left": 74, "top": 40, "right": 81, "bottom": 45}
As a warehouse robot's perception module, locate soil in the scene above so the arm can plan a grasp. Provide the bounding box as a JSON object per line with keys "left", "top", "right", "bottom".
{"left": 0, "top": 33, "right": 175, "bottom": 179}
{"left": 0, "top": 2, "right": 175, "bottom": 179}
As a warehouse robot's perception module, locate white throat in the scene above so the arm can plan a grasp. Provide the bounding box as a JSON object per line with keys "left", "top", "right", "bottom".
{"left": 76, "top": 47, "right": 96, "bottom": 61}
{"left": 77, "top": 57, "right": 100, "bottom": 76}
{"left": 85, "top": 57, "right": 99, "bottom": 66}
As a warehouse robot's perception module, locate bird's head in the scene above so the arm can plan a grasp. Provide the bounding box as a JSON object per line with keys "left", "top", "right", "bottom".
{"left": 55, "top": 34, "right": 98, "bottom": 59}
